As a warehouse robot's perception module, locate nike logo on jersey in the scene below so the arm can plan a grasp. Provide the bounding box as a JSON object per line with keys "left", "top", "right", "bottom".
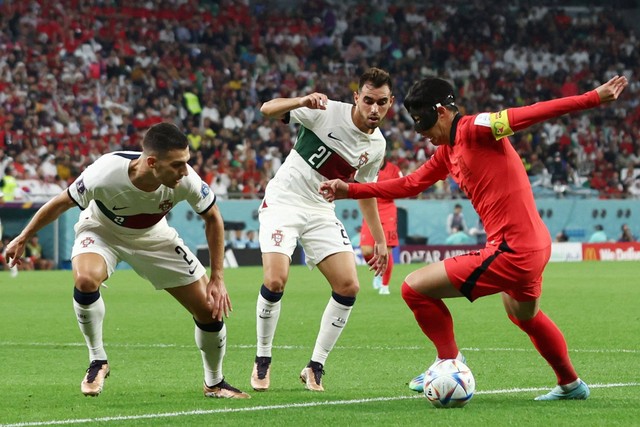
{"left": 327, "top": 132, "right": 342, "bottom": 142}
{"left": 112, "top": 206, "right": 128, "bottom": 211}
{"left": 188, "top": 266, "right": 197, "bottom": 274}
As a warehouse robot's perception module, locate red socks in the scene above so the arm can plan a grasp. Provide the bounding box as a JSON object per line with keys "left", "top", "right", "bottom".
{"left": 382, "top": 255, "right": 393, "bottom": 286}
{"left": 400, "top": 279, "right": 578, "bottom": 385}
{"left": 508, "top": 310, "right": 578, "bottom": 385}
{"left": 401, "top": 282, "right": 459, "bottom": 359}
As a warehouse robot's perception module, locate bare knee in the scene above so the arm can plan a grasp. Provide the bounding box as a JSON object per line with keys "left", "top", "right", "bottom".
{"left": 332, "top": 278, "right": 359, "bottom": 298}
{"left": 74, "top": 273, "right": 102, "bottom": 293}
{"left": 263, "top": 274, "right": 287, "bottom": 293}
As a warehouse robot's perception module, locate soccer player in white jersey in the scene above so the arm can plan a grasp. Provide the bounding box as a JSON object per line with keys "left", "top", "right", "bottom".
{"left": 251, "top": 68, "right": 393, "bottom": 392}
{"left": 5, "top": 122, "right": 249, "bottom": 399}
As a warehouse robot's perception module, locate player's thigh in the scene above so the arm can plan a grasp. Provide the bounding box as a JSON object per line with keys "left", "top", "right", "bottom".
{"left": 405, "top": 261, "right": 462, "bottom": 299}
{"left": 164, "top": 275, "right": 212, "bottom": 321}
{"left": 316, "top": 251, "right": 359, "bottom": 296}
{"left": 72, "top": 253, "right": 109, "bottom": 291}
{"left": 123, "top": 234, "right": 207, "bottom": 290}
{"left": 72, "top": 230, "right": 116, "bottom": 290}
{"left": 299, "top": 214, "right": 353, "bottom": 269}
{"left": 360, "top": 220, "right": 374, "bottom": 249}
{"left": 444, "top": 245, "right": 549, "bottom": 302}
{"left": 258, "top": 205, "right": 303, "bottom": 261}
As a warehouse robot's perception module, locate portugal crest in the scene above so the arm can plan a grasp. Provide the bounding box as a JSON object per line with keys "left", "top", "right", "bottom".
{"left": 357, "top": 151, "right": 370, "bottom": 167}
{"left": 80, "top": 237, "right": 95, "bottom": 248}
{"left": 159, "top": 199, "right": 173, "bottom": 212}
{"left": 271, "top": 229, "right": 284, "bottom": 247}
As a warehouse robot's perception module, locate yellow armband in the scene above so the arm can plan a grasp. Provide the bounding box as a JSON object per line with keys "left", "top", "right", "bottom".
{"left": 489, "top": 110, "right": 514, "bottom": 140}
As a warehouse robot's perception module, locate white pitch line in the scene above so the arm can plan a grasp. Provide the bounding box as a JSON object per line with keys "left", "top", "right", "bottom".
{"left": 0, "top": 383, "right": 638, "bottom": 427}
{"left": 0, "top": 342, "right": 638, "bottom": 354}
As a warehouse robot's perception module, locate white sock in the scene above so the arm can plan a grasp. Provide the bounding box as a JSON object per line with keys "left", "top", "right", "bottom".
{"left": 311, "top": 297, "right": 353, "bottom": 365}
{"left": 73, "top": 296, "right": 107, "bottom": 361}
{"left": 560, "top": 379, "right": 581, "bottom": 391}
{"left": 256, "top": 294, "right": 281, "bottom": 358}
{"left": 195, "top": 323, "right": 226, "bottom": 387}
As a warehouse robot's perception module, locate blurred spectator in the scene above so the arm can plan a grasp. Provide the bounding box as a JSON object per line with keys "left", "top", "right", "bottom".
{"left": 1, "top": 166, "right": 18, "bottom": 201}
{"left": 555, "top": 230, "right": 569, "bottom": 242}
{"left": 618, "top": 224, "right": 636, "bottom": 242}
{"left": 446, "top": 204, "right": 468, "bottom": 235}
{"left": 588, "top": 224, "right": 608, "bottom": 243}
{"left": 245, "top": 230, "right": 260, "bottom": 249}
{"left": 468, "top": 219, "right": 487, "bottom": 245}
{"left": 627, "top": 177, "right": 640, "bottom": 199}
{"left": 445, "top": 226, "right": 474, "bottom": 245}
{"left": 25, "top": 234, "right": 55, "bottom": 270}
{"left": 0, "top": 1, "right": 637, "bottom": 203}
{"left": 229, "top": 229, "right": 248, "bottom": 249}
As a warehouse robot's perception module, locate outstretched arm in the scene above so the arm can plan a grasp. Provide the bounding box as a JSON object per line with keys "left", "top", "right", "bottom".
{"left": 507, "top": 75, "right": 628, "bottom": 133}
{"left": 260, "top": 92, "right": 329, "bottom": 119}
{"left": 320, "top": 157, "right": 448, "bottom": 201}
{"left": 6, "top": 190, "right": 76, "bottom": 267}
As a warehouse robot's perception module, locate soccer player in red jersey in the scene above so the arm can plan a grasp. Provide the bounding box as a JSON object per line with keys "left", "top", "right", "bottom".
{"left": 320, "top": 75, "right": 628, "bottom": 401}
{"left": 359, "top": 159, "right": 402, "bottom": 295}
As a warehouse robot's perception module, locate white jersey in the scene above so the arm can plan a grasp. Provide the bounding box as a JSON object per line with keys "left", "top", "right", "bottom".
{"left": 263, "top": 100, "right": 386, "bottom": 208}
{"left": 67, "top": 151, "right": 216, "bottom": 236}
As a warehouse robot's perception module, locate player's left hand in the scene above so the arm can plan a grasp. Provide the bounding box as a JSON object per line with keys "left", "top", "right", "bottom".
{"left": 596, "top": 75, "right": 628, "bottom": 103}
{"left": 369, "top": 242, "right": 388, "bottom": 276}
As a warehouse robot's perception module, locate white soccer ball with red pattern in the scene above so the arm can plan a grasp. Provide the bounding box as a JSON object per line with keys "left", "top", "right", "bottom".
{"left": 423, "top": 359, "right": 475, "bottom": 408}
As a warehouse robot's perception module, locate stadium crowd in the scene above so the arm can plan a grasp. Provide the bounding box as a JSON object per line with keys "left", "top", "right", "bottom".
{"left": 1, "top": 0, "right": 640, "bottom": 203}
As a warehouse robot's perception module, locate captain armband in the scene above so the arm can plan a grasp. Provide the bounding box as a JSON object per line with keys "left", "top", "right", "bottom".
{"left": 489, "top": 110, "right": 514, "bottom": 140}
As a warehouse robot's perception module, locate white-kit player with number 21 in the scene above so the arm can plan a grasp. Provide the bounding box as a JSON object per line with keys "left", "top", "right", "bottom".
{"left": 5, "top": 122, "right": 249, "bottom": 399}
{"left": 251, "top": 67, "right": 393, "bottom": 392}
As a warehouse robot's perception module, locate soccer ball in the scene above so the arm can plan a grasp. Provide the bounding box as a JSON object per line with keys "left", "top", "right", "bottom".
{"left": 423, "top": 359, "right": 475, "bottom": 408}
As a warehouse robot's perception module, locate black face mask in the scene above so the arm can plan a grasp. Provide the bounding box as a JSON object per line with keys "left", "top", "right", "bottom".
{"left": 408, "top": 95, "right": 455, "bottom": 133}
{"left": 410, "top": 106, "right": 439, "bottom": 133}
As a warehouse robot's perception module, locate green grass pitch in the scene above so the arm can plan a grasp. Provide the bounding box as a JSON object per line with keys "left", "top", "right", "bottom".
{"left": 1, "top": 262, "right": 639, "bottom": 426}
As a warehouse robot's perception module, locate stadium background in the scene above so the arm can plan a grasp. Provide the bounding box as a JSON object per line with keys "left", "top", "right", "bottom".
{"left": 1, "top": 0, "right": 639, "bottom": 267}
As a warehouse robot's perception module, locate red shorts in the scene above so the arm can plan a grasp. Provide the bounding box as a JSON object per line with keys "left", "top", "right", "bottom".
{"left": 360, "top": 210, "right": 398, "bottom": 247}
{"left": 444, "top": 243, "right": 551, "bottom": 302}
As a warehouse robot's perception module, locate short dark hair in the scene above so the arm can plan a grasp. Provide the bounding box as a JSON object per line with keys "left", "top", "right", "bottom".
{"left": 142, "top": 122, "right": 188, "bottom": 156}
{"left": 359, "top": 67, "right": 393, "bottom": 92}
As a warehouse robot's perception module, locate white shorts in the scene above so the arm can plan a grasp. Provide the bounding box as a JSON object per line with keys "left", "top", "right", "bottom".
{"left": 71, "top": 215, "right": 206, "bottom": 290}
{"left": 258, "top": 203, "right": 353, "bottom": 269}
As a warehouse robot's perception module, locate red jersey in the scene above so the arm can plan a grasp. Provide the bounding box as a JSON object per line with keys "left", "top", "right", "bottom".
{"left": 349, "top": 90, "right": 601, "bottom": 252}
{"left": 374, "top": 160, "right": 402, "bottom": 215}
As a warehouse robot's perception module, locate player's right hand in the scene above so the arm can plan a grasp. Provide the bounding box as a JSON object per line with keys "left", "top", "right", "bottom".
{"left": 4, "top": 237, "right": 26, "bottom": 267}
{"left": 300, "top": 92, "right": 328, "bottom": 110}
